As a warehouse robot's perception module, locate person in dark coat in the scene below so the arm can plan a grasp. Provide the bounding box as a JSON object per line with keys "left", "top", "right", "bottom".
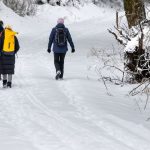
{"left": 47, "top": 18, "right": 75, "bottom": 80}
{"left": 0, "top": 20, "right": 4, "bottom": 81}
{"left": 0, "top": 25, "right": 20, "bottom": 88}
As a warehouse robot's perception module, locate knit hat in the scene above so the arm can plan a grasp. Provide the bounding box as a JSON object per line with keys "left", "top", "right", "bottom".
{"left": 57, "top": 18, "right": 64, "bottom": 24}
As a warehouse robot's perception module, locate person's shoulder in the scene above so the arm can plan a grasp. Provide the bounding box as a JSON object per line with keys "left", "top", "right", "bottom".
{"left": 52, "top": 27, "right": 57, "bottom": 32}
{"left": 64, "top": 27, "right": 69, "bottom": 32}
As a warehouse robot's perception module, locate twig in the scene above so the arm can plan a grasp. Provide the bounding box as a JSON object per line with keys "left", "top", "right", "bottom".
{"left": 129, "top": 78, "right": 149, "bottom": 96}
{"left": 96, "top": 68, "right": 111, "bottom": 95}
{"left": 108, "top": 29, "right": 126, "bottom": 46}
{"left": 104, "top": 65, "right": 124, "bottom": 73}
{"left": 144, "top": 92, "right": 149, "bottom": 110}
{"left": 116, "top": 11, "right": 119, "bottom": 29}
{"left": 134, "top": 98, "right": 142, "bottom": 114}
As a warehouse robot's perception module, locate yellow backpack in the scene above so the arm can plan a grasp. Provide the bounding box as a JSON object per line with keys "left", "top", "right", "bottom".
{"left": 3, "top": 28, "right": 18, "bottom": 53}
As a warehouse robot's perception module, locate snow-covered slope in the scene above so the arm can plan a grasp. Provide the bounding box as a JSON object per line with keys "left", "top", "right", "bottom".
{"left": 0, "top": 2, "right": 150, "bottom": 150}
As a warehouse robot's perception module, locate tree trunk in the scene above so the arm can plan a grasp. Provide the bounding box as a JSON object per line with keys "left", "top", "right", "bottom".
{"left": 124, "top": 0, "right": 146, "bottom": 28}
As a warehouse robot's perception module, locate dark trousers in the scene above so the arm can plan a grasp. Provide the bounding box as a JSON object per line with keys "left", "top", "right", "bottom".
{"left": 54, "top": 53, "right": 66, "bottom": 78}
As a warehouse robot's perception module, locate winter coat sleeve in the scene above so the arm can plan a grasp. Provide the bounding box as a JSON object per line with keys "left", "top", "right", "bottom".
{"left": 66, "top": 28, "right": 75, "bottom": 50}
{"left": 0, "top": 32, "right": 4, "bottom": 52}
{"left": 15, "top": 36, "right": 20, "bottom": 54}
{"left": 0, "top": 38, "right": 2, "bottom": 54}
{"left": 48, "top": 28, "right": 55, "bottom": 49}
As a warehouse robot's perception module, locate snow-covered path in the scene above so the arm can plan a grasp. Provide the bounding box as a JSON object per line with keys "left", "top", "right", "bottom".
{"left": 0, "top": 3, "right": 150, "bottom": 150}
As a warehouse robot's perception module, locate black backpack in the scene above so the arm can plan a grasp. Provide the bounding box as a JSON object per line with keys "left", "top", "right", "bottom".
{"left": 55, "top": 28, "right": 67, "bottom": 46}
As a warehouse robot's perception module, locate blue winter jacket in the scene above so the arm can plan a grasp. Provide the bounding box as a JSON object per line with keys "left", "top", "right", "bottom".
{"left": 48, "top": 23, "right": 75, "bottom": 53}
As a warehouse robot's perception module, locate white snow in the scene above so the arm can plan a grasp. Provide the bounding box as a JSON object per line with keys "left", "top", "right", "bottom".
{"left": 124, "top": 23, "right": 150, "bottom": 53}
{"left": 0, "top": 2, "right": 150, "bottom": 150}
{"left": 124, "top": 36, "right": 139, "bottom": 53}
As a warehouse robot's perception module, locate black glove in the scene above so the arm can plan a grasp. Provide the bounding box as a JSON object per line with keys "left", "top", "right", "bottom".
{"left": 72, "top": 49, "right": 75, "bottom": 53}
{"left": 47, "top": 48, "right": 51, "bottom": 53}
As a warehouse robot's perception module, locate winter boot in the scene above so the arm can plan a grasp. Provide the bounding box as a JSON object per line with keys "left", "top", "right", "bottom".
{"left": 7, "top": 82, "right": 12, "bottom": 88}
{"left": 55, "top": 71, "right": 61, "bottom": 80}
{"left": 59, "top": 71, "right": 63, "bottom": 79}
{"left": 3, "top": 80, "right": 7, "bottom": 88}
{"left": 59, "top": 74, "right": 63, "bottom": 80}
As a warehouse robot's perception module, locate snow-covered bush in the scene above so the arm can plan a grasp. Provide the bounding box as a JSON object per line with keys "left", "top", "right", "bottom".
{"left": 35, "top": 0, "right": 123, "bottom": 8}
{"left": 35, "top": 0, "right": 47, "bottom": 4}
{"left": 93, "top": 0, "right": 123, "bottom": 9}
{"left": 108, "top": 11, "right": 150, "bottom": 83}
{"left": 47, "top": 0, "right": 91, "bottom": 6}
{"left": 3, "top": 0, "right": 37, "bottom": 16}
{"left": 88, "top": 47, "right": 124, "bottom": 90}
{"left": 125, "top": 22, "right": 150, "bottom": 81}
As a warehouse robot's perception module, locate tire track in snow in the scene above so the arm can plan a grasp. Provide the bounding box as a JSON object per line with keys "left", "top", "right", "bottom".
{"left": 15, "top": 59, "right": 74, "bottom": 150}
{"left": 4, "top": 55, "right": 133, "bottom": 150}
{"left": 0, "top": 89, "right": 68, "bottom": 150}
{"left": 97, "top": 116, "right": 150, "bottom": 150}
{"left": 0, "top": 58, "right": 71, "bottom": 150}
{"left": 1, "top": 53, "right": 149, "bottom": 150}
{"left": 34, "top": 53, "right": 145, "bottom": 150}
{"left": 57, "top": 80, "right": 150, "bottom": 150}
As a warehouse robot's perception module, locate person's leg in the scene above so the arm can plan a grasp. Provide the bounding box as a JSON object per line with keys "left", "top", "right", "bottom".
{"left": 54, "top": 53, "right": 61, "bottom": 73}
{"left": 7, "top": 74, "right": 12, "bottom": 88}
{"left": 54, "top": 53, "right": 61, "bottom": 80}
{"left": 2, "top": 74, "right": 7, "bottom": 87}
{"left": 59, "top": 53, "right": 66, "bottom": 79}
{"left": 3, "top": 74, "right": 7, "bottom": 80}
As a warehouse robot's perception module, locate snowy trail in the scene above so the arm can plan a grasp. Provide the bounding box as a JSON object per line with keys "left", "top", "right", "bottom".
{"left": 1, "top": 51, "right": 150, "bottom": 150}
{"left": 56, "top": 78, "right": 150, "bottom": 149}
{"left": 0, "top": 31, "right": 150, "bottom": 150}
{"left": 0, "top": 53, "right": 136, "bottom": 150}
{"left": 0, "top": 4, "right": 150, "bottom": 149}
{"left": 0, "top": 52, "right": 143, "bottom": 150}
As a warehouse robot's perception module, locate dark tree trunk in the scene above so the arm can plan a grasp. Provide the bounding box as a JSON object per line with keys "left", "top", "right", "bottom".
{"left": 124, "top": 0, "right": 146, "bottom": 28}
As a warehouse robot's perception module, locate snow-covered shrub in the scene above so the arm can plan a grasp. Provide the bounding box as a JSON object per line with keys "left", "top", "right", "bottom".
{"left": 3, "top": 0, "right": 37, "bottom": 16}
{"left": 88, "top": 47, "right": 124, "bottom": 87}
{"left": 47, "top": 0, "right": 89, "bottom": 6}
{"left": 35, "top": 0, "right": 47, "bottom": 5}
{"left": 125, "top": 22, "right": 150, "bottom": 82}
{"left": 93, "top": 0, "right": 123, "bottom": 9}
{"left": 35, "top": 0, "right": 123, "bottom": 8}
{"left": 109, "top": 11, "right": 150, "bottom": 83}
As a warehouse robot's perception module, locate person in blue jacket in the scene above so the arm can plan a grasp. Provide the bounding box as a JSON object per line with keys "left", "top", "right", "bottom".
{"left": 47, "top": 18, "right": 75, "bottom": 80}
